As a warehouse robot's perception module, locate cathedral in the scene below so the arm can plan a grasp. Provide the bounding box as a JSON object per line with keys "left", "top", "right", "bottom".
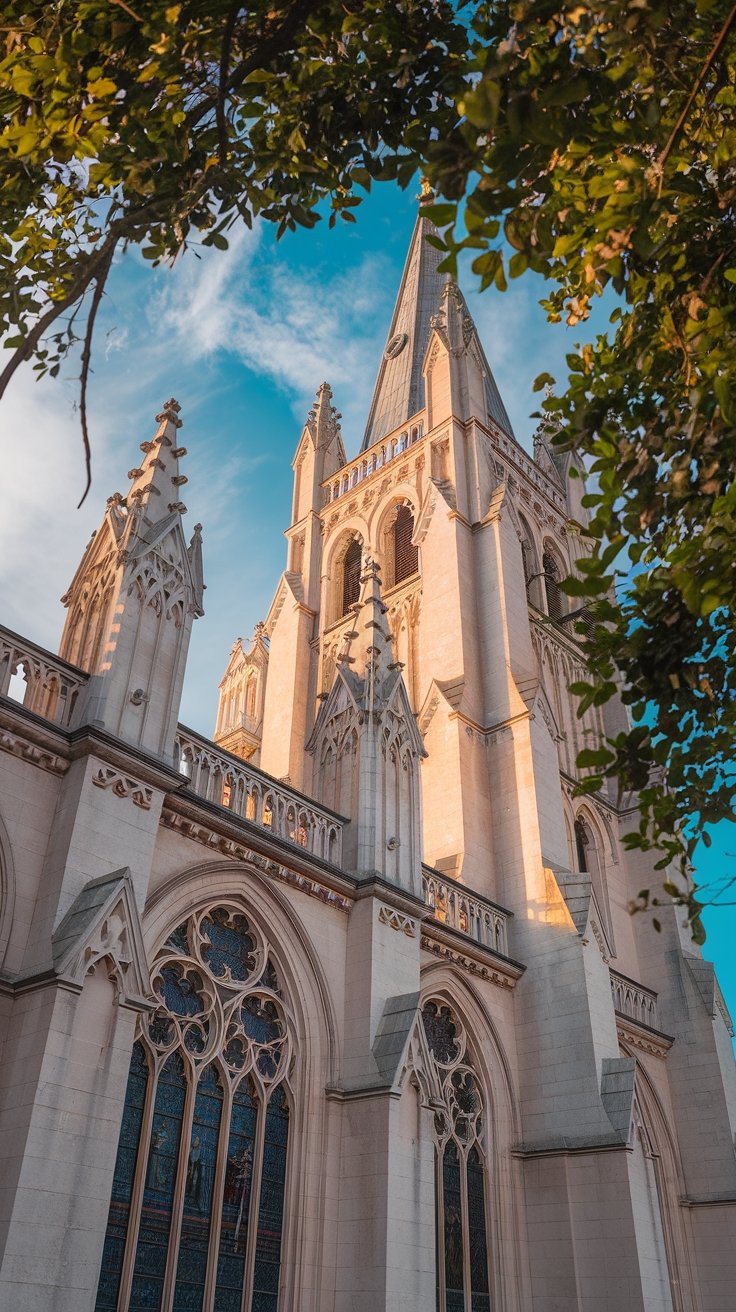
{"left": 1, "top": 196, "right": 735, "bottom": 1312}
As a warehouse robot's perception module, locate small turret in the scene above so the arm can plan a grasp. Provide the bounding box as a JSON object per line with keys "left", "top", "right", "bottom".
{"left": 307, "top": 558, "right": 425, "bottom": 894}
{"left": 58, "top": 398, "right": 204, "bottom": 761}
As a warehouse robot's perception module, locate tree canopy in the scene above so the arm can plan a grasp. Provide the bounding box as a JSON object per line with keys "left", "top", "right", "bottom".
{"left": 422, "top": 0, "right": 736, "bottom": 938}
{"left": 0, "top": 0, "right": 465, "bottom": 492}
{"left": 2, "top": 1, "right": 736, "bottom": 937}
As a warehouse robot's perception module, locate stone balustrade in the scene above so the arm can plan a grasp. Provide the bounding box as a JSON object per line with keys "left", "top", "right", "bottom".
{"left": 610, "top": 969, "right": 659, "bottom": 1029}
{"left": 422, "top": 867, "right": 510, "bottom": 957}
{"left": 175, "top": 726, "right": 344, "bottom": 865}
{"left": 0, "top": 625, "right": 88, "bottom": 729}
{"left": 323, "top": 421, "right": 425, "bottom": 505}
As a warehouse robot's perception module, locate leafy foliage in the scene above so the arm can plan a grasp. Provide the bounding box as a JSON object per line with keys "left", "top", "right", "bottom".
{"left": 0, "top": 0, "right": 465, "bottom": 495}
{"left": 423, "top": 0, "right": 736, "bottom": 938}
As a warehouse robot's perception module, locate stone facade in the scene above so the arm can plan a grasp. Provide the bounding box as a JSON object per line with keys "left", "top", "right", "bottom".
{"left": 1, "top": 201, "right": 735, "bottom": 1312}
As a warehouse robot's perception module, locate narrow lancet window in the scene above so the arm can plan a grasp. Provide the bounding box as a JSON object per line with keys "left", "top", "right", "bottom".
{"left": 422, "top": 1000, "right": 492, "bottom": 1312}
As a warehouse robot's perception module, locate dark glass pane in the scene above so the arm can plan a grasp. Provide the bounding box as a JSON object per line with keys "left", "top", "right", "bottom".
{"left": 575, "top": 820, "right": 589, "bottom": 873}
{"left": 393, "top": 505, "right": 418, "bottom": 585}
{"left": 342, "top": 539, "right": 362, "bottom": 614}
{"left": 467, "top": 1148, "right": 490, "bottom": 1311}
{"left": 172, "top": 1066, "right": 224, "bottom": 1312}
{"left": 422, "top": 1001, "right": 460, "bottom": 1065}
{"left": 166, "top": 922, "right": 190, "bottom": 954}
{"left": 434, "top": 1149, "right": 441, "bottom": 1312}
{"left": 201, "top": 907, "right": 255, "bottom": 983}
{"left": 443, "top": 1140, "right": 464, "bottom": 1311}
{"left": 129, "top": 1051, "right": 187, "bottom": 1312}
{"left": 255, "top": 959, "right": 280, "bottom": 994}
{"left": 214, "top": 1080, "right": 258, "bottom": 1312}
{"left": 251, "top": 1087, "right": 289, "bottom": 1311}
{"left": 157, "top": 964, "right": 204, "bottom": 1017}
{"left": 241, "top": 996, "right": 281, "bottom": 1048}
{"left": 94, "top": 1042, "right": 149, "bottom": 1312}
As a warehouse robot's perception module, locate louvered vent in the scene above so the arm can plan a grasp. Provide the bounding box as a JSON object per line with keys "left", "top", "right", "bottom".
{"left": 393, "top": 506, "right": 418, "bottom": 586}
{"left": 342, "top": 539, "right": 362, "bottom": 614}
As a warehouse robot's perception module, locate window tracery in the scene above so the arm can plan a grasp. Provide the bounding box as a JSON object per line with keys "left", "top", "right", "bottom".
{"left": 421, "top": 1000, "right": 491, "bottom": 1312}
{"left": 95, "top": 903, "right": 293, "bottom": 1312}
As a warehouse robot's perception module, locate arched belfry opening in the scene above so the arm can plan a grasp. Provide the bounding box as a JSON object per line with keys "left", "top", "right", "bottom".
{"left": 542, "top": 548, "right": 566, "bottom": 622}
{"left": 391, "top": 503, "right": 419, "bottom": 588}
{"left": 342, "top": 538, "right": 362, "bottom": 615}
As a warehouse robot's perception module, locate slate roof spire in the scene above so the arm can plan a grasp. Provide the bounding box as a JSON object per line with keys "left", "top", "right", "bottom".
{"left": 361, "top": 190, "right": 515, "bottom": 451}
{"left": 361, "top": 192, "right": 448, "bottom": 452}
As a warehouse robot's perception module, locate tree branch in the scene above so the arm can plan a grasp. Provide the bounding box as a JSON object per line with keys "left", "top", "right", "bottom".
{"left": 77, "top": 243, "right": 115, "bottom": 507}
{"left": 656, "top": 3, "right": 736, "bottom": 179}
{"left": 0, "top": 231, "right": 120, "bottom": 403}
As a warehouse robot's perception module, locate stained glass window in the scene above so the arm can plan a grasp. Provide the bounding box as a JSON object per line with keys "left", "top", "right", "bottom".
{"left": 172, "top": 1066, "right": 224, "bottom": 1312}
{"left": 95, "top": 903, "right": 293, "bottom": 1312}
{"left": 215, "top": 1079, "right": 258, "bottom": 1312}
{"left": 443, "top": 1141, "right": 464, "bottom": 1312}
{"left": 129, "top": 1051, "right": 187, "bottom": 1312}
{"left": 251, "top": 1086, "right": 290, "bottom": 1312}
{"left": 95, "top": 1042, "right": 149, "bottom": 1312}
{"left": 423, "top": 998, "right": 492, "bottom": 1312}
{"left": 467, "top": 1148, "right": 490, "bottom": 1312}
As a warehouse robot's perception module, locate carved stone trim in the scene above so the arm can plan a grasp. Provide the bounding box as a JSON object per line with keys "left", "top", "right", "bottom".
{"left": 160, "top": 806, "right": 352, "bottom": 913}
{"left": 0, "top": 728, "right": 68, "bottom": 775}
{"left": 378, "top": 904, "right": 417, "bottom": 937}
{"left": 420, "top": 933, "right": 520, "bottom": 990}
{"left": 92, "top": 766, "right": 153, "bottom": 809}
{"left": 616, "top": 1018, "right": 674, "bottom": 1059}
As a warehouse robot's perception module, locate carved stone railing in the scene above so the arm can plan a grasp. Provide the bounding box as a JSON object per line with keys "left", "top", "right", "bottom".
{"left": 175, "top": 726, "right": 344, "bottom": 865}
{"left": 422, "top": 867, "right": 510, "bottom": 957}
{"left": 323, "top": 421, "right": 425, "bottom": 505}
{"left": 0, "top": 625, "right": 88, "bottom": 729}
{"left": 610, "top": 969, "right": 659, "bottom": 1029}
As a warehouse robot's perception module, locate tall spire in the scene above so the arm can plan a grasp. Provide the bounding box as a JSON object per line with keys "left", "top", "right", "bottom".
{"left": 361, "top": 195, "right": 448, "bottom": 451}
{"left": 361, "top": 194, "right": 515, "bottom": 451}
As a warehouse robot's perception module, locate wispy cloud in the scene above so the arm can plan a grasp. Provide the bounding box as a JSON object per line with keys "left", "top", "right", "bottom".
{"left": 153, "top": 221, "right": 392, "bottom": 440}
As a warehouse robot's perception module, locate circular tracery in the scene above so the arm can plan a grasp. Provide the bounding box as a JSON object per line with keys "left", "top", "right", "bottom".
{"left": 146, "top": 903, "right": 291, "bottom": 1095}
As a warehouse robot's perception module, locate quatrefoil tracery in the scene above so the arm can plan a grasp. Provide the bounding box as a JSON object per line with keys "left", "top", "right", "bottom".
{"left": 145, "top": 903, "right": 292, "bottom": 1096}
{"left": 421, "top": 997, "right": 485, "bottom": 1155}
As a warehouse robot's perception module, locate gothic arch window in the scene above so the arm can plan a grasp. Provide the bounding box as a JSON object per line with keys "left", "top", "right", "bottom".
{"left": 342, "top": 538, "right": 362, "bottom": 615}
{"left": 95, "top": 903, "right": 293, "bottom": 1312}
{"left": 422, "top": 1000, "right": 491, "bottom": 1312}
{"left": 542, "top": 548, "right": 565, "bottom": 622}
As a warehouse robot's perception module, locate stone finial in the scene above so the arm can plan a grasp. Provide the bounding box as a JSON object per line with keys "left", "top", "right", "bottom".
{"left": 156, "top": 398, "right": 183, "bottom": 428}
{"left": 354, "top": 556, "right": 393, "bottom": 675}
{"left": 306, "top": 380, "right": 341, "bottom": 448}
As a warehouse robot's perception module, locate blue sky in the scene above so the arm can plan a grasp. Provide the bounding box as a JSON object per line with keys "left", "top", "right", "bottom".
{"left": 1, "top": 178, "right": 733, "bottom": 1028}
